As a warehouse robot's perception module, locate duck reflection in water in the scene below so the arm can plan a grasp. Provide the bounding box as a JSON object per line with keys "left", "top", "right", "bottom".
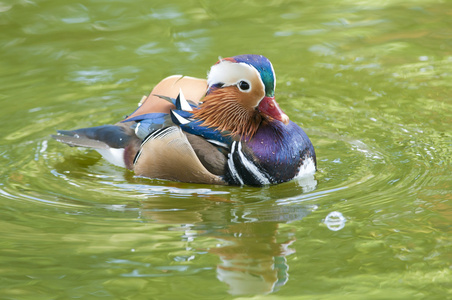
{"left": 139, "top": 194, "right": 313, "bottom": 295}
{"left": 211, "top": 221, "right": 295, "bottom": 295}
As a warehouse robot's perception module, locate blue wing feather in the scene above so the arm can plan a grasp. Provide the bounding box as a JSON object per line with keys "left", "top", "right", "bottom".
{"left": 122, "top": 93, "right": 233, "bottom": 147}
{"left": 175, "top": 116, "right": 232, "bottom": 146}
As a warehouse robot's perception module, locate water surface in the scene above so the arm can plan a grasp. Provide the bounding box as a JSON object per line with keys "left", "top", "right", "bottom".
{"left": 0, "top": 0, "right": 451, "bottom": 299}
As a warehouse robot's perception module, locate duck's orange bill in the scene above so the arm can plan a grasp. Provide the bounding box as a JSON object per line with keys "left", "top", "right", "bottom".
{"left": 258, "top": 96, "right": 290, "bottom": 125}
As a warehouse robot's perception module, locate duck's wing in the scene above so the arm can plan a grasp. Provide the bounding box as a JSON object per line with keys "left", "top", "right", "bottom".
{"left": 133, "top": 126, "right": 226, "bottom": 185}
{"left": 123, "top": 75, "right": 207, "bottom": 121}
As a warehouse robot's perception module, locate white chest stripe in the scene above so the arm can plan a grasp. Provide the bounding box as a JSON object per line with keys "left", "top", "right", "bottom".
{"left": 227, "top": 141, "right": 271, "bottom": 185}
{"left": 227, "top": 141, "right": 244, "bottom": 185}
{"left": 236, "top": 142, "right": 270, "bottom": 185}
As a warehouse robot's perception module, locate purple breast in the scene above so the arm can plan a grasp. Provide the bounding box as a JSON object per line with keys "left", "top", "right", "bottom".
{"left": 246, "top": 120, "right": 315, "bottom": 183}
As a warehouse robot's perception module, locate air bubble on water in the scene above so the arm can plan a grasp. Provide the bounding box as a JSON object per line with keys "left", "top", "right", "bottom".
{"left": 324, "top": 211, "right": 346, "bottom": 231}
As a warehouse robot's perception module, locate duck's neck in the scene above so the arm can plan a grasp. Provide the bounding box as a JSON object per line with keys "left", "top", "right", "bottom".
{"left": 192, "top": 88, "right": 263, "bottom": 140}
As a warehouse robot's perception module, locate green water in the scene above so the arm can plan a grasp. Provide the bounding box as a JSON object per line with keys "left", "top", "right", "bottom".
{"left": 1, "top": 0, "right": 451, "bottom": 299}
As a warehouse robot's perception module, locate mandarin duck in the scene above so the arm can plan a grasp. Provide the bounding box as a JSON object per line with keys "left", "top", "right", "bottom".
{"left": 52, "top": 54, "right": 316, "bottom": 186}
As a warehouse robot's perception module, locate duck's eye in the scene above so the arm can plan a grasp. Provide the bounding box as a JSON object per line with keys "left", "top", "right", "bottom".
{"left": 238, "top": 80, "right": 250, "bottom": 91}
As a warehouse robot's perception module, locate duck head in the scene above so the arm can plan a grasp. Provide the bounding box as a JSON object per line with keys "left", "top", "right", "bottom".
{"left": 193, "top": 54, "right": 289, "bottom": 139}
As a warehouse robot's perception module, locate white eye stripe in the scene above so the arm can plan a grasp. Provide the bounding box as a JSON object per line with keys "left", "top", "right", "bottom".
{"left": 208, "top": 61, "right": 263, "bottom": 90}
